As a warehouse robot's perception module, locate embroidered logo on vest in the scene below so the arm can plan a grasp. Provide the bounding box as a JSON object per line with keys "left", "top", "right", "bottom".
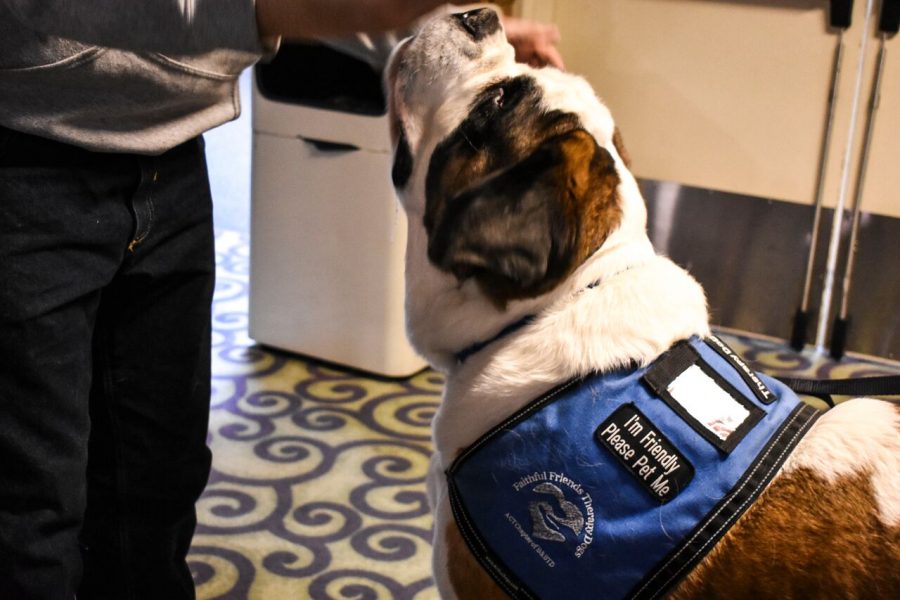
{"left": 507, "top": 471, "right": 596, "bottom": 565}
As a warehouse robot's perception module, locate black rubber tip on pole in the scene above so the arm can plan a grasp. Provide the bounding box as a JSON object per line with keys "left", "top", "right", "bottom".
{"left": 829, "top": 0, "right": 854, "bottom": 29}
{"left": 790, "top": 308, "right": 809, "bottom": 351}
{"left": 830, "top": 316, "right": 850, "bottom": 360}
{"left": 880, "top": 0, "right": 900, "bottom": 35}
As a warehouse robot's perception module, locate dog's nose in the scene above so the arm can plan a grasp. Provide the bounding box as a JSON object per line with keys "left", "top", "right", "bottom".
{"left": 454, "top": 8, "right": 500, "bottom": 40}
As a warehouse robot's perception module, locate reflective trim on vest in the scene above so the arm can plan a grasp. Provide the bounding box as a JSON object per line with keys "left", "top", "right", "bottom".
{"left": 447, "top": 337, "right": 822, "bottom": 600}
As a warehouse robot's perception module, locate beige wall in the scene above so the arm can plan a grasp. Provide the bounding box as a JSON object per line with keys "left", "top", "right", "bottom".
{"left": 516, "top": 0, "right": 899, "bottom": 218}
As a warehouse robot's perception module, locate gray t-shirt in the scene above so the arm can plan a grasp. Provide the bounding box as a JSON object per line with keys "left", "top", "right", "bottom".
{"left": 0, "top": 0, "right": 266, "bottom": 154}
{"left": 0, "top": 2, "right": 470, "bottom": 154}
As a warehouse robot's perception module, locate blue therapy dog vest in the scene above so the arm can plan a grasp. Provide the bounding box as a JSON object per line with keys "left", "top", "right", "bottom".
{"left": 447, "top": 336, "right": 821, "bottom": 600}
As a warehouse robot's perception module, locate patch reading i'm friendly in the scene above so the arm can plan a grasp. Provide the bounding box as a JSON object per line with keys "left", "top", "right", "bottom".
{"left": 595, "top": 404, "right": 694, "bottom": 503}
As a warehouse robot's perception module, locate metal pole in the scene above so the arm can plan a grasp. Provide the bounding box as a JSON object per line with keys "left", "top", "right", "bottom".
{"left": 791, "top": 35, "right": 844, "bottom": 350}
{"left": 831, "top": 28, "right": 890, "bottom": 358}
{"left": 814, "top": 0, "right": 876, "bottom": 352}
{"left": 790, "top": 0, "right": 854, "bottom": 351}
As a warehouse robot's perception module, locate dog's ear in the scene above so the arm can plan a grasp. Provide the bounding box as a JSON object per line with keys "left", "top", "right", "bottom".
{"left": 427, "top": 129, "right": 621, "bottom": 307}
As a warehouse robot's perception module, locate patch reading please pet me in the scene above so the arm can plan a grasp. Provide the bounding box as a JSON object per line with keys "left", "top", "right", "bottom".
{"left": 595, "top": 404, "right": 694, "bottom": 503}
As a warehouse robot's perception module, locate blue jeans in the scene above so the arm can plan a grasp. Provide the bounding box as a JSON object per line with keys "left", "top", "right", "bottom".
{"left": 0, "top": 127, "right": 214, "bottom": 599}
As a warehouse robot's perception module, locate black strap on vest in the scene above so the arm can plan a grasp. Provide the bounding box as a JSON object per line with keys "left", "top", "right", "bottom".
{"left": 777, "top": 375, "right": 900, "bottom": 407}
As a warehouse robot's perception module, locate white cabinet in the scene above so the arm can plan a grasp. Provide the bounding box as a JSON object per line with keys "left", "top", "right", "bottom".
{"left": 249, "top": 51, "right": 426, "bottom": 376}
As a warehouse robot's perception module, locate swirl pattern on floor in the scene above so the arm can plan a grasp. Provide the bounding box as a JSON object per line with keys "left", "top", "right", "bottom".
{"left": 191, "top": 230, "right": 899, "bottom": 599}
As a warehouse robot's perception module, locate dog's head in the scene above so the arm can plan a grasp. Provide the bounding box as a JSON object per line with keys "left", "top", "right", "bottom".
{"left": 386, "top": 9, "right": 648, "bottom": 365}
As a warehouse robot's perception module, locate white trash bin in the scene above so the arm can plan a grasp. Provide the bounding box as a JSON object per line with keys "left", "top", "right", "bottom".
{"left": 249, "top": 42, "right": 426, "bottom": 377}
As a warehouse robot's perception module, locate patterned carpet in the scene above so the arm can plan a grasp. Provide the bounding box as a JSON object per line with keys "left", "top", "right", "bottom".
{"left": 189, "top": 229, "right": 900, "bottom": 599}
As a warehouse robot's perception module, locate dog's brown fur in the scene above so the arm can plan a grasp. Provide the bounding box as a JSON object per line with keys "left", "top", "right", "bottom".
{"left": 425, "top": 128, "right": 621, "bottom": 308}
{"left": 446, "top": 521, "right": 509, "bottom": 599}
{"left": 554, "top": 129, "right": 622, "bottom": 267}
{"left": 671, "top": 466, "right": 900, "bottom": 599}
{"left": 612, "top": 126, "right": 631, "bottom": 169}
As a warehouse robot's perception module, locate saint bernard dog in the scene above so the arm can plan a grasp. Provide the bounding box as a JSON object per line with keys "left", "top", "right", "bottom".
{"left": 385, "top": 8, "right": 900, "bottom": 599}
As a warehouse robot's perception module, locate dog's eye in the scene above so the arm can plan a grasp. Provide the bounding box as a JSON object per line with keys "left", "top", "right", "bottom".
{"left": 493, "top": 87, "right": 505, "bottom": 109}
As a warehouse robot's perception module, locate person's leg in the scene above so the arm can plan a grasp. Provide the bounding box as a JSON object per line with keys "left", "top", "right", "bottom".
{"left": 77, "top": 138, "right": 215, "bottom": 600}
{"left": 0, "top": 128, "right": 137, "bottom": 599}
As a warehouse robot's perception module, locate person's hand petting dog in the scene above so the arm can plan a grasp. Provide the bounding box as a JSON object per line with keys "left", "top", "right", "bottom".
{"left": 501, "top": 15, "right": 565, "bottom": 69}
{"left": 257, "top": 0, "right": 564, "bottom": 70}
